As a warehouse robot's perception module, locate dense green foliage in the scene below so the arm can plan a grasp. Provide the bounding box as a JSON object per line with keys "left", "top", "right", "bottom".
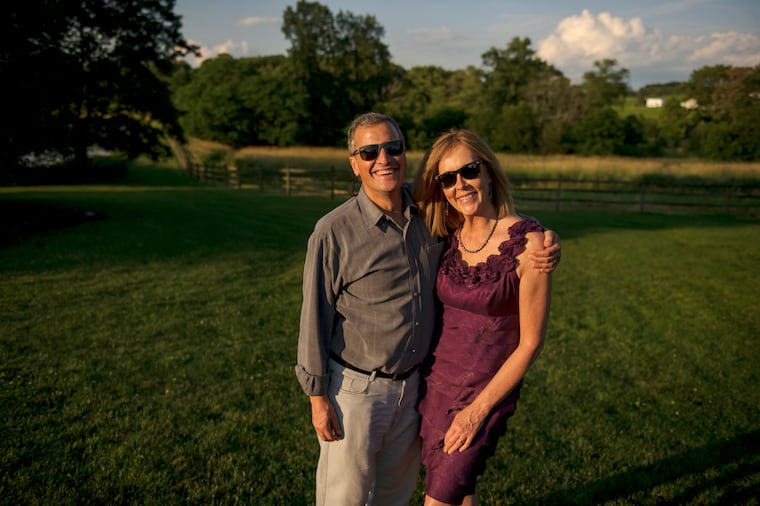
{"left": 1, "top": 0, "right": 196, "bottom": 177}
{"left": 1, "top": 162, "right": 758, "bottom": 504}
{"left": 172, "top": 2, "right": 760, "bottom": 161}
{"left": 173, "top": 55, "right": 302, "bottom": 148}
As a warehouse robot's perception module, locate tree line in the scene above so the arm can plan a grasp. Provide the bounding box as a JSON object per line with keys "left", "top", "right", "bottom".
{"left": 2, "top": 0, "right": 759, "bottom": 183}
{"left": 171, "top": 1, "right": 759, "bottom": 161}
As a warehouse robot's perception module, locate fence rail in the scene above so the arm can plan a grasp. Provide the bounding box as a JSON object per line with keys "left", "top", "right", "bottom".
{"left": 510, "top": 177, "right": 760, "bottom": 216}
{"left": 186, "top": 163, "right": 358, "bottom": 197}
{"left": 184, "top": 161, "right": 760, "bottom": 217}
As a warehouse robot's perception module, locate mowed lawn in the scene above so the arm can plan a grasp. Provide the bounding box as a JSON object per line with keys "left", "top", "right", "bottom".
{"left": 1, "top": 162, "right": 758, "bottom": 505}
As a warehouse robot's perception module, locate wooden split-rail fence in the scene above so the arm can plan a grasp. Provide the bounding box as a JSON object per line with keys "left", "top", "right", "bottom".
{"left": 172, "top": 145, "right": 760, "bottom": 217}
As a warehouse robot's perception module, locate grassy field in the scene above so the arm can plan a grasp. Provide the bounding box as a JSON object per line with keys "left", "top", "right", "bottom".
{"left": 188, "top": 138, "right": 760, "bottom": 183}
{"left": 1, "top": 160, "right": 759, "bottom": 505}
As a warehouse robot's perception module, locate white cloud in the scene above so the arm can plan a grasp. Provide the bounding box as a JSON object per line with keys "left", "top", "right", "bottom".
{"left": 688, "top": 32, "right": 760, "bottom": 67}
{"left": 537, "top": 10, "right": 661, "bottom": 70}
{"left": 238, "top": 16, "right": 280, "bottom": 27}
{"left": 536, "top": 10, "right": 760, "bottom": 85}
{"left": 183, "top": 38, "right": 250, "bottom": 66}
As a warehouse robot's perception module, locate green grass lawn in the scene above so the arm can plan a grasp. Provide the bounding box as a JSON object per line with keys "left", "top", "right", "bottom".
{"left": 1, "top": 161, "right": 758, "bottom": 505}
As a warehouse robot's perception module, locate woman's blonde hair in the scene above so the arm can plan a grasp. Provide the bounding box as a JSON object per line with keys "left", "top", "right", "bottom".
{"left": 413, "top": 129, "right": 514, "bottom": 237}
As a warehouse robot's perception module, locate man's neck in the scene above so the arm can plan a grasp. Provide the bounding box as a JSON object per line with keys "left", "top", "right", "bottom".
{"left": 365, "top": 188, "right": 404, "bottom": 216}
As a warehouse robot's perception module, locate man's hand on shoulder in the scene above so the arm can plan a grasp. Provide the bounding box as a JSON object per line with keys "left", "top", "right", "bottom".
{"left": 529, "top": 229, "right": 561, "bottom": 273}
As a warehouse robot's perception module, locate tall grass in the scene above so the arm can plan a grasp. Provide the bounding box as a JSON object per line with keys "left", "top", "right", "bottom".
{"left": 187, "top": 138, "right": 760, "bottom": 183}
{"left": 1, "top": 160, "right": 758, "bottom": 504}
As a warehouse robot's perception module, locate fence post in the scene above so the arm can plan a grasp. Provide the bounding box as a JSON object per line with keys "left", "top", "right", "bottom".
{"left": 228, "top": 163, "right": 240, "bottom": 189}
{"left": 640, "top": 183, "right": 646, "bottom": 213}
{"left": 259, "top": 167, "right": 264, "bottom": 192}
{"left": 554, "top": 176, "right": 562, "bottom": 212}
{"left": 285, "top": 167, "right": 291, "bottom": 196}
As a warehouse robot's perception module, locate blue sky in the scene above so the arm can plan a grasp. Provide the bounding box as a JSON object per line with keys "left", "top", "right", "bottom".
{"left": 175, "top": 0, "right": 759, "bottom": 89}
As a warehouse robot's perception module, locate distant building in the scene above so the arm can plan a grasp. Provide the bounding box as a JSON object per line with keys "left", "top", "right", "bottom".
{"left": 680, "top": 98, "right": 698, "bottom": 109}
{"left": 646, "top": 98, "right": 664, "bottom": 108}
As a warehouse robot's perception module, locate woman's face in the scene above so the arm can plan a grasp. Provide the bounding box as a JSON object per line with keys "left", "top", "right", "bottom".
{"left": 437, "top": 144, "right": 491, "bottom": 218}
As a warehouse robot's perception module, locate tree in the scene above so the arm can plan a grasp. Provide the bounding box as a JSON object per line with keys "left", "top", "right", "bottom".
{"left": 173, "top": 55, "right": 303, "bottom": 147}
{"left": 480, "top": 37, "right": 551, "bottom": 106}
{"left": 581, "top": 59, "right": 631, "bottom": 110}
{"left": 1, "top": 0, "right": 197, "bottom": 174}
{"left": 490, "top": 103, "right": 538, "bottom": 153}
{"left": 687, "top": 64, "right": 732, "bottom": 109}
{"left": 619, "top": 115, "right": 664, "bottom": 157}
{"left": 659, "top": 97, "right": 698, "bottom": 152}
{"left": 520, "top": 71, "right": 582, "bottom": 154}
{"left": 331, "top": 10, "right": 395, "bottom": 117}
{"left": 687, "top": 65, "right": 760, "bottom": 160}
{"left": 174, "top": 55, "right": 251, "bottom": 147}
{"left": 376, "top": 65, "right": 477, "bottom": 149}
{"left": 566, "top": 107, "right": 625, "bottom": 155}
{"left": 281, "top": 1, "right": 336, "bottom": 145}
{"left": 471, "top": 37, "right": 560, "bottom": 149}
{"left": 282, "top": 0, "right": 394, "bottom": 146}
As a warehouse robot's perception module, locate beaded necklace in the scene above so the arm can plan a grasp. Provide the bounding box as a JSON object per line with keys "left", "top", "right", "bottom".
{"left": 457, "top": 219, "right": 498, "bottom": 254}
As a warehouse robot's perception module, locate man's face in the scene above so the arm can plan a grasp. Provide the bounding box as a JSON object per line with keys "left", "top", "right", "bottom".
{"left": 349, "top": 122, "right": 407, "bottom": 201}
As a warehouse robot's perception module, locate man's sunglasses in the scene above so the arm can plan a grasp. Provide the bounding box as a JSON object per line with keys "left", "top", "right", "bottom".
{"left": 351, "top": 139, "right": 405, "bottom": 161}
{"left": 435, "top": 161, "right": 481, "bottom": 189}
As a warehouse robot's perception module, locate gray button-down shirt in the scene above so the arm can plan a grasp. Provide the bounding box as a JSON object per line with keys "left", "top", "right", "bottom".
{"left": 295, "top": 185, "right": 443, "bottom": 396}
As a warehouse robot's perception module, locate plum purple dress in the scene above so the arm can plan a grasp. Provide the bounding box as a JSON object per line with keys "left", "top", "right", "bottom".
{"left": 418, "top": 219, "right": 542, "bottom": 504}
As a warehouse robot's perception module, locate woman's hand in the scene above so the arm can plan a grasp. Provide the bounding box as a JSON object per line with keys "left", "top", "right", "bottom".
{"left": 443, "top": 405, "right": 487, "bottom": 454}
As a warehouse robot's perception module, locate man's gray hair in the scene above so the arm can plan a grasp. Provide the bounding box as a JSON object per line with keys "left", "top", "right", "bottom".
{"left": 347, "top": 113, "right": 405, "bottom": 153}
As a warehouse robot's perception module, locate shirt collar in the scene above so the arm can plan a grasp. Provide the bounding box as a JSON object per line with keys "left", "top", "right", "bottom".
{"left": 356, "top": 184, "right": 418, "bottom": 228}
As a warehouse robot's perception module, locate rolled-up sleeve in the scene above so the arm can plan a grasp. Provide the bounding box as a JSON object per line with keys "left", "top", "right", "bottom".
{"left": 295, "top": 226, "right": 336, "bottom": 396}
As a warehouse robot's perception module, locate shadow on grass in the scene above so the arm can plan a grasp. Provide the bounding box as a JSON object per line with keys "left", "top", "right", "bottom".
{"left": 525, "top": 430, "right": 759, "bottom": 505}
{"left": 0, "top": 200, "right": 106, "bottom": 247}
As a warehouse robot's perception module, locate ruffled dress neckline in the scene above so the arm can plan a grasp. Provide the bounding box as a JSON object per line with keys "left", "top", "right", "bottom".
{"left": 441, "top": 219, "right": 541, "bottom": 287}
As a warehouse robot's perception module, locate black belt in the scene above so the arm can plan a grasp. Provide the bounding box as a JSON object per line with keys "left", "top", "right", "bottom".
{"left": 330, "top": 352, "right": 419, "bottom": 381}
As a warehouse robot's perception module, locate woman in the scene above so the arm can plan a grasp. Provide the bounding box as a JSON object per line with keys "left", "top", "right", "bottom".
{"left": 413, "top": 129, "right": 553, "bottom": 506}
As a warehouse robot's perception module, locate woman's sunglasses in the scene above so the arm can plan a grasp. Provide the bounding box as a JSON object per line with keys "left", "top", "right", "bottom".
{"left": 351, "top": 139, "right": 405, "bottom": 161}
{"left": 434, "top": 161, "right": 481, "bottom": 189}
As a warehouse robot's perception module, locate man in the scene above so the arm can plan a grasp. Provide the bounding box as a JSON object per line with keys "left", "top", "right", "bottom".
{"left": 295, "top": 113, "right": 559, "bottom": 505}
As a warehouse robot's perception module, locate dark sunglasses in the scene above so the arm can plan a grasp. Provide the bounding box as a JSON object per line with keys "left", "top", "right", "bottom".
{"left": 435, "top": 161, "right": 481, "bottom": 189}
{"left": 351, "top": 139, "right": 405, "bottom": 161}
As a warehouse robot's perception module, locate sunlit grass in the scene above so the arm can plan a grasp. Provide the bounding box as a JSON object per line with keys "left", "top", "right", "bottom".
{"left": 1, "top": 161, "right": 758, "bottom": 504}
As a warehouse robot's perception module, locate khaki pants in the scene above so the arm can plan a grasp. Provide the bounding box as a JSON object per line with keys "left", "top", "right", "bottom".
{"left": 315, "top": 360, "right": 421, "bottom": 506}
